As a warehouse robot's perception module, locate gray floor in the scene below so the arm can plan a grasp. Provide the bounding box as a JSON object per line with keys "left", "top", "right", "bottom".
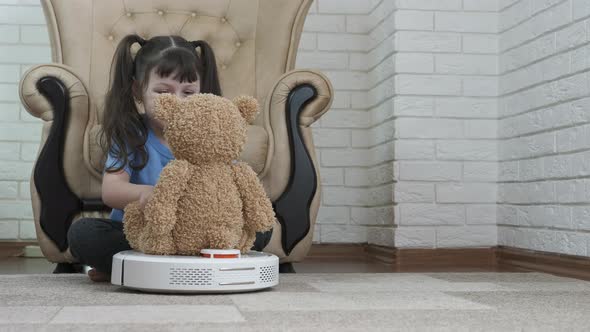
{"left": 1, "top": 272, "right": 590, "bottom": 331}
{"left": 0, "top": 256, "right": 397, "bottom": 274}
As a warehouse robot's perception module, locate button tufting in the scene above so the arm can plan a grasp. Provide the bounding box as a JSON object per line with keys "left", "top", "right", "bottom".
{"left": 235, "top": 41, "right": 241, "bottom": 47}
{"left": 221, "top": 64, "right": 227, "bottom": 70}
{"left": 220, "top": 17, "right": 227, "bottom": 23}
{"left": 107, "top": 35, "right": 114, "bottom": 41}
{"left": 191, "top": 12, "right": 197, "bottom": 17}
{"left": 126, "top": 12, "right": 132, "bottom": 17}
{"left": 157, "top": 10, "right": 164, "bottom": 16}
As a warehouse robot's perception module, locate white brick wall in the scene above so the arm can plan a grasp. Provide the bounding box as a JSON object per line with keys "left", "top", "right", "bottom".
{"left": 498, "top": 0, "right": 590, "bottom": 257}
{"left": 299, "top": 0, "right": 395, "bottom": 246}
{"left": 0, "top": 0, "right": 48, "bottom": 241}
{"left": 393, "top": 0, "right": 500, "bottom": 249}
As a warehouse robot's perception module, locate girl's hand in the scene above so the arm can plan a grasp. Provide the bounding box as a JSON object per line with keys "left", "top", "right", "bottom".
{"left": 138, "top": 186, "right": 155, "bottom": 210}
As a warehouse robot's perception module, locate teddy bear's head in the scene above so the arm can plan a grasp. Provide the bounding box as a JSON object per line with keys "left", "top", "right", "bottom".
{"left": 153, "top": 93, "right": 258, "bottom": 164}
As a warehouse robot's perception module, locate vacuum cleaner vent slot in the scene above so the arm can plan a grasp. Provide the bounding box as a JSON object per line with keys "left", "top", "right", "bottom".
{"left": 169, "top": 267, "right": 213, "bottom": 286}
{"left": 260, "top": 265, "right": 278, "bottom": 283}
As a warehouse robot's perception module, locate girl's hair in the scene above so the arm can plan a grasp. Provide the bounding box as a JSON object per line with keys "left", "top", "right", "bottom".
{"left": 101, "top": 35, "right": 222, "bottom": 173}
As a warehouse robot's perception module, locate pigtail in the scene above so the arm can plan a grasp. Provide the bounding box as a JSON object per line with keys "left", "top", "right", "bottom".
{"left": 101, "top": 34, "right": 149, "bottom": 173}
{"left": 192, "top": 40, "right": 222, "bottom": 96}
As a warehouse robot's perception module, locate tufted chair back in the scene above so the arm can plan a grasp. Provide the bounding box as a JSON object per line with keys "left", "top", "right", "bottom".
{"left": 46, "top": 0, "right": 309, "bottom": 125}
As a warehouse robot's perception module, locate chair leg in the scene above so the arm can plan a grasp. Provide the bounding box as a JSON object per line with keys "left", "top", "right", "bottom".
{"left": 279, "top": 262, "right": 296, "bottom": 273}
{"left": 52, "top": 262, "right": 85, "bottom": 274}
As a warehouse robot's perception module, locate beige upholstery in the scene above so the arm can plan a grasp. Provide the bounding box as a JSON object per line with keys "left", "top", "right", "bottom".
{"left": 19, "top": 0, "right": 333, "bottom": 264}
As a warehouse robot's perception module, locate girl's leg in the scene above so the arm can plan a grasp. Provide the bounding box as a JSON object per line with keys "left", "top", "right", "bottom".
{"left": 67, "top": 218, "right": 131, "bottom": 275}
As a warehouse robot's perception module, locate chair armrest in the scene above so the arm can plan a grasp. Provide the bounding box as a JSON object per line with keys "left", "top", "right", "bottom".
{"left": 260, "top": 69, "right": 333, "bottom": 257}
{"left": 260, "top": 68, "right": 333, "bottom": 191}
{"left": 18, "top": 64, "right": 96, "bottom": 252}
{"left": 19, "top": 63, "right": 89, "bottom": 122}
{"left": 265, "top": 69, "right": 333, "bottom": 127}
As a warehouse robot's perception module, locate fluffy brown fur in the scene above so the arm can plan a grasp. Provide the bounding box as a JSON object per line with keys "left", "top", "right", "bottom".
{"left": 123, "top": 93, "right": 276, "bottom": 255}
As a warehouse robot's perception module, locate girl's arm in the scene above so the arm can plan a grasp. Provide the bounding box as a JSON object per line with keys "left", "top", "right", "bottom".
{"left": 102, "top": 170, "right": 153, "bottom": 210}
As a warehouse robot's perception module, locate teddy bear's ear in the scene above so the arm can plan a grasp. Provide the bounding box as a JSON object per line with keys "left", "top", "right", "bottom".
{"left": 153, "top": 93, "right": 178, "bottom": 123}
{"left": 232, "top": 95, "right": 259, "bottom": 124}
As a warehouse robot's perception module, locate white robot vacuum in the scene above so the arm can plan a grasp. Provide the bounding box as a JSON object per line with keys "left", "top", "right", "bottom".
{"left": 111, "top": 249, "right": 279, "bottom": 293}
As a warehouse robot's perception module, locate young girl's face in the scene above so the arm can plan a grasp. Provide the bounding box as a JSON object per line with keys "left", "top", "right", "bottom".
{"left": 138, "top": 68, "right": 200, "bottom": 130}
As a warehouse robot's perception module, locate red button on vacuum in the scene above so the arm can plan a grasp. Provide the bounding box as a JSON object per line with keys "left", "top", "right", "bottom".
{"left": 200, "top": 249, "right": 241, "bottom": 259}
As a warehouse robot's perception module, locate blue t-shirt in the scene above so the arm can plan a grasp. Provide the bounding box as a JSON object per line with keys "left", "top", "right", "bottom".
{"left": 104, "top": 127, "right": 174, "bottom": 222}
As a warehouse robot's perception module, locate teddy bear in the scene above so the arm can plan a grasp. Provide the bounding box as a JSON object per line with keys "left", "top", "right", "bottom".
{"left": 122, "top": 93, "right": 276, "bottom": 255}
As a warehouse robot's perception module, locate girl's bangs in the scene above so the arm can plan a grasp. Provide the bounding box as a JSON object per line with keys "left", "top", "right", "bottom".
{"left": 153, "top": 48, "right": 199, "bottom": 83}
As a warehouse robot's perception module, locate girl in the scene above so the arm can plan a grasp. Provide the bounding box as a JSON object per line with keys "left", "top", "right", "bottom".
{"left": 67, "top": 35, "right": 269, "bottom": 282}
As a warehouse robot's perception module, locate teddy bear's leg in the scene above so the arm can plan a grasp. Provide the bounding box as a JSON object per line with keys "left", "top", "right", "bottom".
{"left": 124, "top": 201, "right": 177, "bottom": 255}
{"left": 122, "top": 201, "right": 146, "bottom": 250}
{"left": 238, "top": 230, "right": 258, "bottom": 253}
{"left": 204, "top": 225, "right": 242, "bottom": 251}
{"left": 237, "top": 231, "right": 249, "bottom": 253}
{"left": 136, "top": 159, "right": 191, "bottom": 256}
{"left": 139, "top": 229, "right": 176, "bottom": 255}
{"left": 174, "top": 230, "right": 207, "bottom": 256}
{"left": 246, "top": 231, "right": 258, "bottom": 251}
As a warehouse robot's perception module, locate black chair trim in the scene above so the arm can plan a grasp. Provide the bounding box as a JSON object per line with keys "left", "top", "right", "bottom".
{"left": 34, "top": 76, "right": 109, "bottom": 251}
{"left": 272, "top": 84, "right": 318, "bottom": 256}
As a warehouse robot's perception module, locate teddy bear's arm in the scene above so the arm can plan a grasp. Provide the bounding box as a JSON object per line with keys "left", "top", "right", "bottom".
{"left": 231, "top": 162, "right": 276, "bottom": 233}
{"left": 144, "top": 159, "right": 192, "bottom": 234}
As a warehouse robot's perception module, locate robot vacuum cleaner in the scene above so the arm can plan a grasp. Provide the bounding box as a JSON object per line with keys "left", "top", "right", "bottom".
{"left": 111, "top": 249, "right": 279, "bottom": 293}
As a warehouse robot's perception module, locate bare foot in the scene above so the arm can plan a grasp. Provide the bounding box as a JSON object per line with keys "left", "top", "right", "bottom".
{"left": 87, "top": 268, "right": 110, "bottom": 282}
